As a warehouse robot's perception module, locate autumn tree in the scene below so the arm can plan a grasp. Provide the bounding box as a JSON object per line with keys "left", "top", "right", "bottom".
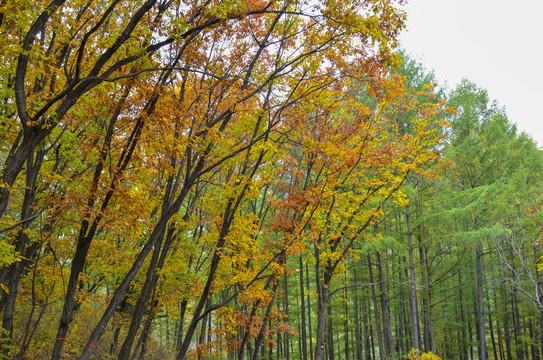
{"left": 267, "top": 66, "right": 449, "bottom": 360}
{"left": 0, "top": 0, "right": 411, "bottom": 359}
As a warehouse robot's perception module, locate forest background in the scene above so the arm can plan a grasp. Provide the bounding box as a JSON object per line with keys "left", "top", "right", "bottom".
{"left": 0, "top": 1, "right": 542, "bottom": 360}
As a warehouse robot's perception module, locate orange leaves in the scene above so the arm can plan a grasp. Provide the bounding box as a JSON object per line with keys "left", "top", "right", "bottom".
{"left": 214, "top": 297, "right": 293, "bottom": 354}
{"left": 266, "top": 55, "right": 450, "bottom": 289}
{"left": 0, "top": 1, "right": 434, "bottom": 358}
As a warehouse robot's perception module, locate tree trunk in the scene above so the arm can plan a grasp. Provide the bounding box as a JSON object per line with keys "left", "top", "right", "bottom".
{"left": 504, "top": 303, "right": 512, "bottom": 360}
{"left": 300, "top": 257, "right": 308, "bottom": 360}
{"left": 487, "top": 292, "right": 498, "bottom": 360}
{"left": 251, "top": 281, "right": 279, "bottom": 360}
{"left": 495, "top": 306, "right": 505, "bottom": 360}
{"left": 406, "top": 204, "right": 420, "bottom": 350}
{"left": 136, "top": 293, "right": 157, "bottom": 360}
{"left": 476, "top": 244, "right": 487, "bottom": 360}
{"left": 530, "top": 318, "right": 540, "bottom": 360}
{"left": 458, "top": 271, "right": 468, "bottom": 359}
{"left": 343, "top": 276, "right": 349, "bottom": 360}
{"left": 198, "top": 298, "right": 211, "bottom": 360}
{"left": 284, "top": 272, "right": 290, "bottom": 360}
{"left": 423, "top": 247, "right": 435, "bottom": 353}
{"left": 176, "top": 299, "right": 188, "bottom": 352}
{"left": 376, "top": 252, "right": 393, "bottom": 358}
{"left": 110, "top": 296, "right": 129, "bottom": 356}
{"left": 51, "top": 234, "right": 94, "bottom": 360}
{"left": 360, "top": 272, "right": 371, "bottom": 360}
{"left": 367, "top": 254, "right": 384, "bottom": 359}
{"left": 397, "top": 260, "right": 406, "bottom": 356}
{"left": 512, "top": 289, "right": 523, "bottom": 360}
{"left": 2, "top": 148, "right": 43, "bottom": 343}
{"left": 54, "top": 103, "right": 149, "bottom": 360}
{"left": 328, "top": 300, "right": 335, "bottom": 360}
{"left": 307, "top": 263, "right": 314, "bottom": 360}
{"left": 314, "top": 243, "right": 330, "bottom": 360}
{"left": 0, "top": 131, "right": 43, "bottom": 218}
{"left": 118, "top": 230, "right": 166, "bottom": 360}
{"left": 353, "top": 269, "right": 363, "bottom": 360}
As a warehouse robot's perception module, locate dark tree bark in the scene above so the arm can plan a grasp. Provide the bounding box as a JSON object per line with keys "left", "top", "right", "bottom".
{"left": 476, "top": 244, "right": 487, "bottom": 360}
{"left": 197, "top": 297, "right": 211, "bottom": 360}
{"left": 314, "top": 244, "right": 328, "bottom": 360}
{"left": 0, "top": 0, "right": 175, "bottom": 221}
{"left": 369, "top": 324, "right": 375, "bottom": 360}
{"left": 469, "top": 291, "right": 475, "bottom": 360}
{"left": 487, "top": 292, "right": 498, "bottom": 360}
{"left": 529, "top": 318, "right": 540, "bottom": 360}
{"left": 300, "top": 257, "right": 308, "bottom": 360}
{"left": 136, "top": 291, "right": 158, "bottom": 360}
{"left": 495, "top": 305, "right": 505, "bottom": 360}
{"left": 307, "top": 263, "right": 314, "bottom": 360}
{"left": 328, "top": 301, "right": 334, "bottom": 360}
{"left": 504, "top": 303, "right": 513, "bottom": 360}
{"left": 397, "top": 259, "right": 406, "bottom": 356}
{"left": 109, "top": 295, "right": 129, "bottom": 356}
{"left": 512, "top": 289, "right": 523, "bottom": 360}
{"left": 376, "top": 251, "right": 393, "bottom": 358}
{"left": 2, "top": 148, "right": 43, "bottom": 341}
{"left": 423, "top": 246, "right": 435, "bottom": 353}
{"left": 343, "top": 276, "right": 349, "bottom": 360}
{"left": 406, "top": 204, "right": 420, "bottom": 350}
{"left": 367, "top": 254, "right": 384, "bottom": 359}
{"left": 403, "top": 265, "right": 412, "bottom": 349}
{"left": 15, "top": 250, "right": 54, "bottom": 360}
{"left": 284, "top": 273, "right": 290, "bottom": 360}
{"left": 251, "top": 281, "right": 279, "bottom": 360}
{"left": 176, "top": 299, "right": 188, "bottom": 352}
{"left": 353, "top": 269, "right": 363, "bottom": 360}
{"left": 458, "top": 271, "right": 468, "bottom": 360}
{"left": 118, "top": 227, "right": 168, "bottom": 360}
{"left": 360, "top": 270, "right": 371, "bottom": 360}
{"left": 54, "top": 83, "right": 159, "bottom": 360}
{"left": 175, "top": 200, "right": 238, "bottom": 360}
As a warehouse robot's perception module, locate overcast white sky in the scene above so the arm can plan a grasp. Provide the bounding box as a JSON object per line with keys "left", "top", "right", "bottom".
{"left": 399, "top": 0, "right": 543, "bottom": 147}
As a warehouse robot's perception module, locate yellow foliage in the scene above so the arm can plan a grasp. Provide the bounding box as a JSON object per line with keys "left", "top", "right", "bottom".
{"left": 405, "top": 348, "right": 442, "bottom": 360}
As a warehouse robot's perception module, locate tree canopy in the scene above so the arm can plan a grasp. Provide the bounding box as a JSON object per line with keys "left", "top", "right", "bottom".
{"left": 1, "top": 1, "right": 542, "bottom": 360}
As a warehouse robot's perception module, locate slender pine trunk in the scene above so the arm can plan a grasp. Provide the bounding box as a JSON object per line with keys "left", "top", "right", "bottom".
{"left": 476, "top": 244, "right": 487, "bottom": 360}
{"left": 367, "top": 254, "right": 384, "bottom": 359}
{"left": 406, "top": 204, "right": 420, "bottom": 350}
{"left": 353, "top": 268, "right": 363, "bottom": 360}
{"left": 300, "top": 257, "right": 308, "bottom": 360}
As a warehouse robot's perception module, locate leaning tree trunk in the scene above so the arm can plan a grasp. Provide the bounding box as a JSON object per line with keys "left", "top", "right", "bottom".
{"left": 1, "top": 148, "right": 43, "bottom": 344}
